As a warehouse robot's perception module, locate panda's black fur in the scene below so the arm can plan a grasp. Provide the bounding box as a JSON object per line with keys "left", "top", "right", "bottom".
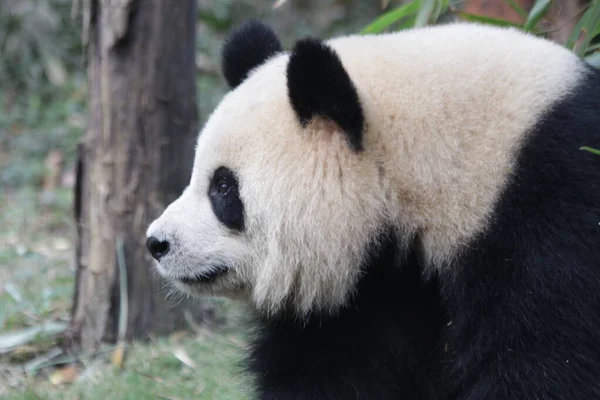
{"left": 247, "top": 231, "right": 445, "bottom": 400}
{"left": 221, "top": 20, "right": 283, "bottom": 89}
{"left": 440, "top": 66, "right": 600, "bottom": 400}
{"left": 286, "top": 38, "right": 365, "bottom": 152}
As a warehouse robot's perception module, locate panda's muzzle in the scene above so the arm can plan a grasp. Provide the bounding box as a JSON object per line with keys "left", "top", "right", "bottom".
{"left": 177, "top": 266, "right": 229, "bottom": 285}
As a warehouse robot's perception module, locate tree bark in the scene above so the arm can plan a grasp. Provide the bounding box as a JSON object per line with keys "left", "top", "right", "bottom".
{"left": 67, "top": 0, "right": 203, "bottom": 352}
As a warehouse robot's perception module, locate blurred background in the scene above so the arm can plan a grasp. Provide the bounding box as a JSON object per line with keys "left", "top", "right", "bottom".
{"left": 0, "top": 0, "right": 598, "bottom": 398}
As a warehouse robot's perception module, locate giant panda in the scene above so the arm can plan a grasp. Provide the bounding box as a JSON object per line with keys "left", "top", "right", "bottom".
{"left": 146, "top": 20, "right": 600, "bottom": 400}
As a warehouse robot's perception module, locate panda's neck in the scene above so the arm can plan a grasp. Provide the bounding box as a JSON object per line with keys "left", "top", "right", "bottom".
{"left": 246, "top": 234, "right": 444, "bottom": 399}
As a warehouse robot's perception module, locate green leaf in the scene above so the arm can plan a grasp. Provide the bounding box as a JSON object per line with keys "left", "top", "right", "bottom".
{"left": 453, "top": 11, "right": 523, "bottom": 28}
{"left": 431, "top": 0, "right": 450, "bottom": 23}
{"left": 524, "top": 0, "right": 551, "bottom": 31}
{"left": 577, "top": 1, "right": 600, "bottom": 56}
{"left": 503, "top": 0, "right": 528, "bottom": 19}
{"left": 396, "top": 15, "right": 419, "bottom": 31}
{"left": 361, "top": 0, "right": 420, "bottom": 34}
{"left": 585, "top": 42, "right": 600, "bottom": 53}
{"left": 584, "top": 52, "right": 600, "bottom": 68}
{"left": 567, "top": 7, "right": 588, "bottom": 49}
{"left": 415, "top": 0, "right": 436, "bottom": 27}
{"left": 580, "top": 146, "right": 600, "bottom": 155}
{"left": 566, "top": 2, "right": 595, "bottom": 52}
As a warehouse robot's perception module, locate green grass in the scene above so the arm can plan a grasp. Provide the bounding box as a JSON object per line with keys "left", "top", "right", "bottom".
{"left": 3, "top": 330, "right": 252, "bottom": 400}
{"left": 0, "top": 188, "right": 74, "bottom": 333}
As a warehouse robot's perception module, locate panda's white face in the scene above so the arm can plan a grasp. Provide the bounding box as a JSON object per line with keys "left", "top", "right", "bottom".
{"left": 146, "top": 54, "right": 390, "bottom": 315}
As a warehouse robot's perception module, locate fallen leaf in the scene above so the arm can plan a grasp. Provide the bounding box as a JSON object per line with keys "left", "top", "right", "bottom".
{"left": 0, "top": 322, "right": 67, "bottom": 354}
{"left": 43, "top": 54, "right": 68, "bottom": 86}
{"left": 172, "top": 347, "right": 196, "bottom": 369}
{"left": 195, "top": 383, "right": 205, "bottom": 395}
{"left": 15, "top": 244, "right": 27, "bottom": 256}
{"left": 52, "top": 237, "right": 71, "bottom": 251}
{"left": 135, "top": 370, "right": 164, "bottom": 383}
{"left": 225, "top": 334, "right": 246, "bottom": 348}
{"left": 11, "top": 345, "right": 39, "bottom": 356}
{"left": 42, "top": 150, "right": 64, "bottom": 193}
{"left": 24, "top": 348, "right": 64, "bottom": 372}
{"left": 112, "top": 344, "right": 126, "bottom": 368}
{"left": 49, "top": 365, "right": 78, "bottom": 385}
{"left": 4, "top": 282, "right": 23, "bottom": 303}
{"left": 169, "top": 330, "right": 188, "bottom": 342}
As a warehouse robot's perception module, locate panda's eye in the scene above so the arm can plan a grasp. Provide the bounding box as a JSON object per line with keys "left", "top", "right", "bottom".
{"left": 218, "top": 181, "right": 231, "bottom": 195}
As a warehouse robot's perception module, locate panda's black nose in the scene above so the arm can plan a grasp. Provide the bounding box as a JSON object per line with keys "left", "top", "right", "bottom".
{"left": 146, "top": 236, "right": 170, "bottom": 261}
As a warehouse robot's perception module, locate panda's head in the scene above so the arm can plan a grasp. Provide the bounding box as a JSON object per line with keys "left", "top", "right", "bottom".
{"left": 146, "top": 21, "right": 391, "bottom": 316}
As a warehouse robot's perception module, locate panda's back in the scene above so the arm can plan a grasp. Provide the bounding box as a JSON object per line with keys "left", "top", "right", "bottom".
{"left": 439, "top": 64, "right": 600, "bottom": 399}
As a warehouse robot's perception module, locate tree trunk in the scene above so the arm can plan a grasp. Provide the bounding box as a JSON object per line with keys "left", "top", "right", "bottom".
{"left": 67, "top": 0, "right": 204, "bottom": 352}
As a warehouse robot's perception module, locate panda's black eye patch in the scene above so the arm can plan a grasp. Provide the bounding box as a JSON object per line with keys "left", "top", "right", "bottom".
{"left": 209, "top": 166, "right": 244, "bottom": 231}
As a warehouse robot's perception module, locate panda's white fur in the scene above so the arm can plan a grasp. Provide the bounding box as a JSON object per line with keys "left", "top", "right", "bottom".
{"left": 147, "top": 23, "right": 584, "bottom": 316}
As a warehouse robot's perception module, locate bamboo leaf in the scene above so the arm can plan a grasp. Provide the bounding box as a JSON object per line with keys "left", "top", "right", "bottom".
{"left": 503, "top": 0, "right": 528, "bottom": 19}
{"left": 567, "top": 3, "right": 592, "bottom": 50}
{"left": 24, "top": 348, "right": 64, "bottom": 372}
{"left": 580, "top": 146, "right": 600, "bottom": 155}
{"left": 585, "top": 42, "right": 600, "bottom": 53}
{"left": 453, "top": 11, "right": 523, "bottom": 28}
{"left": 431, "top": 0, "right": 450, "bottom": 22}
{"left": 396, "top": 15, "right": 419, "bottom": 31}
{"left": 361, "top": 0, "right": 420, "bottom": 34}
{"left": 0, "top": 322, "right": 67, "bottom": 354}
{"left": 415, "top": 0, "right": 436, "bottom": 27}
{"left": 585, "top": 52, "right": 600, "bottom": 68}
{"left": 524, "top": 0, "right": 551, "bottom": 31}
{"left": 577, "top": 1, "right": 600, "bottom": 56}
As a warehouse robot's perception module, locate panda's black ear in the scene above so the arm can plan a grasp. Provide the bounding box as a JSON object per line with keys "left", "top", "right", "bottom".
{"left": 286, "top": 38, "right": 364, "bottom": 152}
{"left": 221, "top": 20, "right": 283, "bottom": 89}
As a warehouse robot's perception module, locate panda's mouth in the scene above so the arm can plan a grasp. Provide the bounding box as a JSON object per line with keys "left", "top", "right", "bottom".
{"left": 177, "top": 266, "right": 229, "bottom": 285}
